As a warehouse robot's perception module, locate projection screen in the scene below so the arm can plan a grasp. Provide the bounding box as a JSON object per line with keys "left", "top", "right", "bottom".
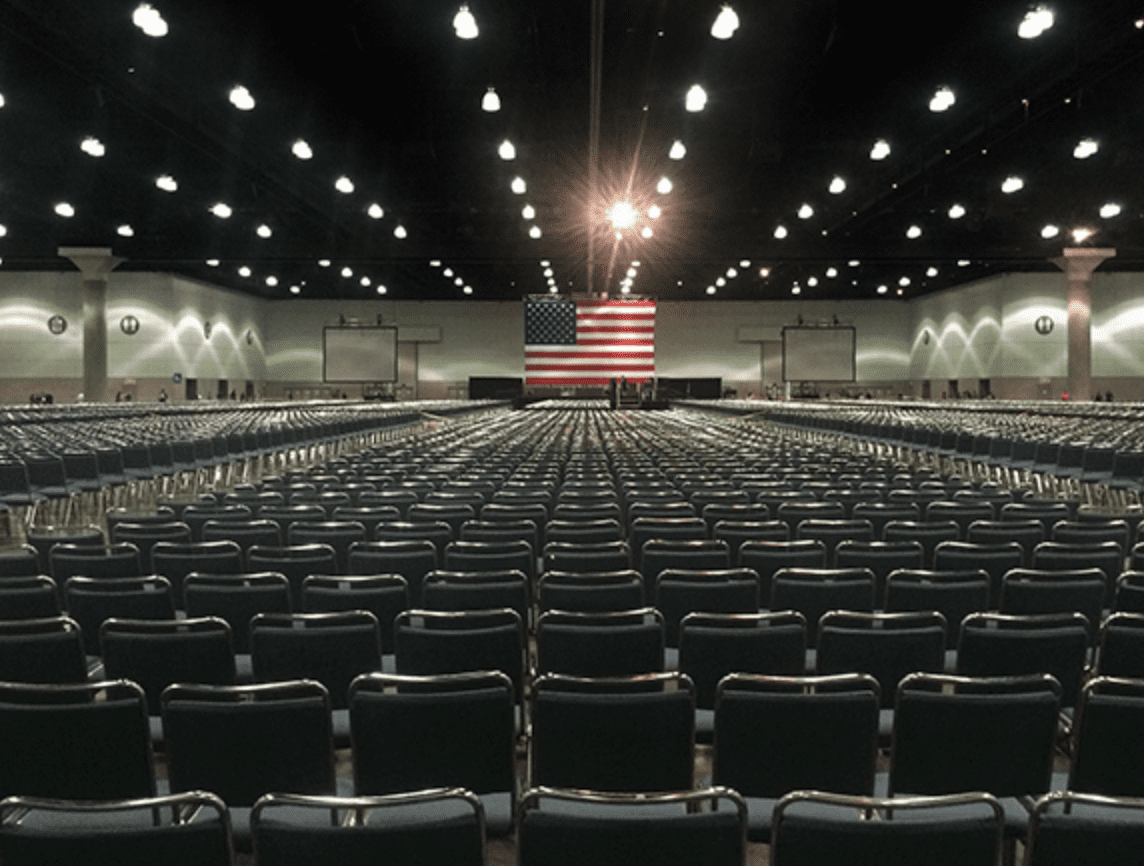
{"left": 782, "top": 326, "right": 856, "bottom": 381}
{"left": 323, "top": 327, "right": 398, "bottom": 382}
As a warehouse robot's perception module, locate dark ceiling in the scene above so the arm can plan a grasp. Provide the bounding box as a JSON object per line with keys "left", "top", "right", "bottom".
{"left": 1, "top": 0, "right": 1142, "bottom": 302}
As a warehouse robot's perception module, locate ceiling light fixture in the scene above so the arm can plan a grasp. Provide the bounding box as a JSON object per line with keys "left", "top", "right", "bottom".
{"left": 393, "top": 224, "right": 408, "bottom": 238}
{"left": 1074, "top": 138, "right": 1099, "bottom": 159}
{"left": 498, "top": 139, "right": 516, "bottom": 160}
{"left": 1018, "top": 5, "right": 1055, "bottom": 39}
{"left": 685, "top": 84, "right": 707, "bottom": 112}
{"left": 641, "top": 226, "right": 653, "bottom": 238}
{"left": 266, "top": 276, "right": 278, "bottom": 287}
{"left": 606, "top": 201, "right": 638, "bottom": 229}
{"left": 155, "top": 174, "right": 177, "bottom": 192}
{"left": 829, "top": 175, "right": 846, "bottom": 194}
{"left": 948, "top": 203, "right": 966, "bottom": 219}
{"left": 1041, "top": 224, "right": 1060, "bottom": 238}
{"left": 1100, "top": 202, "right": 1122, "bottom": 218}
{"left": 530, "top": 225, "right": 542, "bottom": 238}
{"left": 453, "top": 5, "right": 478, "bottom": 39}
{"left": 706, "top": 285, "right": 717, "bottom": 295}
{"left": 376, "top": 285, "right": 387, "bottom": 295}
{"left": 291, "top": 139, "right": 313, "bottom": 159}
{"left": 289, "top": 285, "right": 301, "bottom": 295}
{"left": 522, "top": 204, "right": 536, "bottom": 219}
{"left": 228, "top": 85, "right": 255, "bottom": 111}
{"left": 117, "top": 224, "right": 134, "bottom": 237}
{"left": 711, "top": 5, "right": 740, "bottom": 39}
{"left": 481, "top": 87, "right": 500, "bottom": 112}
{"left": 826, "top": 267, "right": 838, "bottom": 278}
{"left": 511, "top": 176, "right": 526, "bottom": 194}
{"left": 1072, "top": 228, "right": 1093, "bottom": 243}
{"left": 80, "top": 137, "right": 105, "bottom": 157}
{"left": 907, "top": 224, "right": 922, "bottom": 238}
{"left": 669, "top": 140, "right": 687, "bottom": 160}
{"left": 929, "top": 86, "right": 956, "bottom": 112}
{"left": 1001, "top": 175, "right": 1025, "bottom": 193}
{"left": 367, "top": 203, "right": 384, "bottom": 219}
{"left": 335, "top": 176, "right": 354, "bottom": 194}
{"left": 132, "top": 4, "right": 168, "bottom": 37}
{"left": 774, "top": 225, "right": 788, "bottom": 239}
{"left": 870, "top": 139, "right": 891, "bottom": 160}
{"left": 877, "top": 285, "right": 888, "bottom": 294}
{"left": 341, "top": 267, "right": 353, "bottom": 277}
{"left": 657, "top": 176, "right": 673, "bottom": 194}
{"left": 927, "top": 266, "right": 939, "bottom": 277}
{"left": 256, "top": 224, "right": 272, "bottom": 238}
{"left": 238, "top": 266, "right": 251, "bottom": 278}
{"left": 791, "top": 284, "right": 801, "bottom": 295}
{"left": 797, "top": 203, "right": 814, "bottom": 219}
{"left": 209, "top": 202, "right": 232, "bottom": 219}
{"left": 360, "top": 276, "right": 371, "bottom": 287}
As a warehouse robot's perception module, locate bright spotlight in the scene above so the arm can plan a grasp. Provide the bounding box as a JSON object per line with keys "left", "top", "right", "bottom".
{"left": 606, "top": 201, "right": 639, "bottom": 229}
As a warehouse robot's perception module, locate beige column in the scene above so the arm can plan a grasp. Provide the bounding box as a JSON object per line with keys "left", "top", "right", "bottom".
{"left": 58, "top": 247, "right": 125, "bottom": 404}
{"left": 1051, "top": 247, "right": 1115, "bottom": 402}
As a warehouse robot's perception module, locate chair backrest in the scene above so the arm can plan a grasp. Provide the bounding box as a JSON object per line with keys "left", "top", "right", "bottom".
{"left": 966, "top": 518, "right": 1045, "bottom": 566}
{"left": 0, "top": 545, "right": 42, "bottom": 578}
{"left": 251, "top": 789, "right": 484, "bottom": 866}
{"left": 629, "top": 517, "right": 708, "bottom": 567}
{"left": 246, "top": 543, "right": 339, "bottom": 608}
{"left": 1025, "top": 791, "right": 1144, "bottom": 866}
{"left": 816, "top": 610, "right": 947, "bottom": 707}
{"left": 1052, "top": 519, "right": 1130, "bottom": 553}
{"left": 835, "top": 539, "right": 925, "bottom": 601}
{"left": 348, "top": 671, "right": 515, "bottom": 798}
{"left": 422, "top": 568, "right": 530, "bottom": 625}
{"left": 0, "top": 679, "right": 154, "bottom": 800}
{"left": 543, "top": 540, "right": 632, "bottom": 575}
{"left": 0, "top": 791, "right": 232, "bottom": 866}
{"left": 925, "top": 500, "right": 996, "bottom": 540}
{"left": 543, "top": 518, "right": 622, "bottom": 545}
{"left": 150, "top": 539, "right": 244, "bottom": 607}
{"left": 443, "top": 539, "right": 534, "bottom": 579}
{"left": 537, "top": 569, "right": 645, "bottom": 612}
{"left": 49, "top": 542, "right": 142, "bottom": 583}
{"left": 771, "top": 791, "right": 1004, "bottom": 866}
{"left": 64, "top": 575, "right": 176, "bottom": 655}
{"left": 460, "top": 516, "right": 541, "bottom": 551}
{"left": 346, "top": 539, "right": 438, "bottom": 605}
{"left": 287, "top": 521, "right": 367, "bottom": 573}
{"left": 770, "top": 567, "right": 876, "bottom": 646}
{"left": 884, "top": 520, "right": 960, "bottom": 569}
{"left": 162, "top": 680, "right": 335, "bottom": 807}
{"left": 1095, "top": 612, "right": 1144, "bottom": 678}
{"left": 1069, "top": 676, "right": 1144, "bottom": 797}
{"left": 110, "top": 522, "right": 193, "bottom": 569}
{"left": 890, "top": 672, "right": 1060, "bottom": 798}
{"left": 180, "top": 504, "right": 254, "bottom": 542}
{"left": 679, "top": 611, "right": 807, "bottom": 709}
{"left": 249, "top": 611, "right": 381, "bottom": 709}
{"left": 518, "top": 787, "right": 746, "bottom": 866}
{"left": 999, "top": 567, "right": 1107, "bottom": 632}
{"left": 851, "top": 501, "right": 920, "bottom": 539}
{"left": 183, "top": 572, "right": 292, "bottom": 653}
{"left": 1115, "top": 571, "right": 1144, "bottom": 612}
{"left": 301, "top": 574, "right": 409, "bottom": 654}
{"left": 0, "top": 616, "right": 87, "bottom": 683}
{"left": 100, "top": 616, "right": 236, "bottom": 715}
{"left": 738, "top": 539, "right": 827, "bottom": 601}
{"left": 934, "top": 540, "right": 1025, "bottom": 608}
{"left": 201, "top": 518, "right": 282, "bottom": 552}
{"left": 713, "top": 672, "right": 880, "bottom": 799}
{"left": 531, "top": 672, "right": 695, "bottom": 792}
{"left": 536, "top": 608, "right": 664, "bottom": 677}
{"left": 1031, "top": 541, "right": 1122, "bottom": 606}
{"left": 957, "top": 611, "right": 1091, "bottom": 707}
{"left": 0, "top": 575, "right": 60, "bottom": 619}
{"left": 394, "top": 608, "right": 525, "bottom": 702}
{"left": 884, "top": 568, "right": 991, "bottom": 648}
{"left": 654, "top": 567, "right": 760, "bottom": 647}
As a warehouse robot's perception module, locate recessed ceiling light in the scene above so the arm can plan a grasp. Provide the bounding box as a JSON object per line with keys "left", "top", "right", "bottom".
{"left": 394, "top": 224, "right": 408, "bottom": 238}
{"left": 899, "top": 276, "right": 911, "bottom": 286}
{"left": 376, "top": 285, "right": 387, "bottom": 295}
{"left": 511, "top": 176, "right": 526, "bottom": 194}
{"left": 318, "top": 259, "right": 331, "bottom": 267}
{"left": 829, "top": 175, "right": 847, "bottom": 194}
{"left": 335, "top": 176, "right": 354, "bottom": 194}
{"left": 209, "top": 202, "right": 232, "bottom": 218}
{"left": 685, "top": 84, "right": 707, "bottom": 112}
{"left": 739, "top": 259, "right": 750, "bottom": 268}
{"left": 54, "top": 202, "right": 75, "bottom": 218}
{"left": 826, "top": 267, "right": 838, "bottom": 278}
{"left": 341, "top": 267, "right": 353, "bottom": 278}
{"left": 463, "top": 285, "right": 473, "bottom": 295}
{"left": 256, "top": 224, "right": 272, "bottom": 238}
{"left": 807, "top": 276, "right": 818, "bottom": 287}
{"left": 877, "top": 284, "right": 888, "bottom": 294}
{"left": 774, "top": 225, "right": 788, "bottom": 239}
{"left": 1074, "top": 138, "right": 1099, "bottom": 159}
{"left": 289, "top": 285, "right": 301, "bottom": 295}
{"left": 522, "top": 204, "right": 536, "bottom": 220}
{"left": 266, "top": 276, "right": 278, "bottom": 287}
{"left": 1001, "top": 175, "right": 1025, "bottom": 194}
{"left": 759, "top": 268, "right": 770, "bottom": 277}
{"left": 1041, "top": 224, "right": 1060, "bottom": 239}
{"left": 948, "top": 203, "right": 966, "bottom": 219}
{"left": 530, "top": 225, "right": 542, "bottom": 238}
{"left": 791, "top": 285, "right": 801, "bottom": 295}
{"left": 453, "top": 4, "right": 478, "bottom": 39}
{"left": 544, "top": 268, "right": 554, "bottom": 278}
{"left": 291, "top": 139, "right": 313, "bottom": 159}
{"left": 228, "top": 85, "right": 255, "bottom": 111}
{"left": 641, "top": 226, "right": 653, "bottom": 238}
{"left": 443, "top": 268, "right": 454, "bottom": 277}
{"left": 117, "top": 224, "right": 134, "bottom": 237}
{"left": 132, "top": 4, "right": 168, "bottom": 37}
{"left": 367, "top": 203, "right": 384, "bottom": 219}
{"left": 1072, "top": 228, "right": 1094, "bottom": 243}
{"left": 926, "top": 267, "right": 939, "bottom": 277}
{"left": 706, "top": 285, "right": 717, "bottom": 295}
{"left": 958, "top": 259, "right": 971, "bottom": 266}
{"left": 929, "top": 86, "right": 956, "bottom": 112}
{"left": 206, "top": 259, "right": 219, "bottom": 267}
{"left": 657, "top": 177, "right": 673, "bottom": 194}
{"left": 454, "top": 277, "right": 464, "bottom": 286}
{"left": 726, "top": 267, "right": 738, "bottom": 278}
{"left": 907, "top": 224, "right": 922, "bottom": 238}
{"left": 80, "top": 137, "right": 105, "bottom": 157}
{"left": 715, "top": 277, "right": 726, "bottom": 287}
{"left": 360, "top": 276, "right": 371, "bottom": 286}
{"left": 1100, "top": 202, "right": 1122, "bottom": 218}
{"left": 710, "top": 5, "right": 740, "bottom": 39}
{"left": 870, "top": 139, "right": 891, "bottom": 160}
{"left": 238, "top": 266, "right": 251, "bottom": 278}
{"left": 849, "top": 260, "right": 860, "bottom": 267}
{"left": 647, "top": 204, "right": 662, "bottom": 219}
{"left": 798, "top": 203, "right": 814, "bottom": 219}
{"left": 429, "top": 260, "right": 441, "bottom": 267}
{"left": 1018, "top": 6, "right": 1054, "bottom": 39}
{"left": 481, "top": 87, "right": 500, "bottom": 112}
{"left": 669, "top": 140, "right": 687, "bottom": 160}
{"left": 155, "top": 174, "right": 177, "bottom": 192}
{"left": 498, "top": 140, "right": 516, "bottom": 160}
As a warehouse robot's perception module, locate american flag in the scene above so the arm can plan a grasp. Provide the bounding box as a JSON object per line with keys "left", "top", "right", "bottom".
{"left": 524, "top": 298, "right": 656, "bottom": 386}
